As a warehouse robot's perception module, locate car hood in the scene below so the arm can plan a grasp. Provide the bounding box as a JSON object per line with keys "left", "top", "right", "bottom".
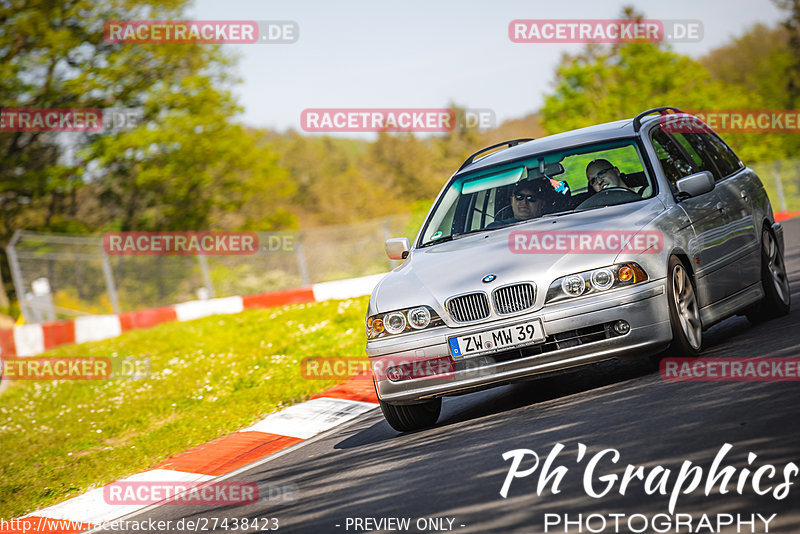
{"left": 372, "top": 200, "right": 664, "bottom": 314}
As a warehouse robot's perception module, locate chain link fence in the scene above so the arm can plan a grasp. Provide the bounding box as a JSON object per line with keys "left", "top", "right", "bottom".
{"left": 750, "top": 158, "right": 800, "bottom": 213}
{"left": 8, "top": 214, "right": 416, "bottom": 323}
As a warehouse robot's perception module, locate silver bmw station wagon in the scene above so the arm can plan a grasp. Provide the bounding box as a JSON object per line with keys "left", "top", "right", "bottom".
{"left": 366, "top": 107, "right": 791, "bottom": 432}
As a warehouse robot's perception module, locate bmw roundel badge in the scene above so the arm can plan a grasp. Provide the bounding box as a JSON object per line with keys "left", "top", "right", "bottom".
{"left": 482, "top": 274, "right": 497, "bottom": 283}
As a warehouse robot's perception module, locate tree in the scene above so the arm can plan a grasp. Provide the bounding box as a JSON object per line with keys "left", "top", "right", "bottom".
{"left": 0, "top": 0, "right": 296, "bottom": 234}
{"left": 0, "top": 0, "right": 295, "bottom": 308}
{"left": 773, "top": 0, "right": 800, "bottom": 107}
{"left": 369, "top": 131, "right": 442, "bottom": 201}
{"left": 700, "top": 24, "right": 792, "bottom": 108}
{"left": 541, "top": 7, "right": 798, "bottom": 161}
{"left": 541, "top": 42, "right": 750, "bottom": 133}
{"left": 701, "top": 5, "right": 800, "bottom": 159}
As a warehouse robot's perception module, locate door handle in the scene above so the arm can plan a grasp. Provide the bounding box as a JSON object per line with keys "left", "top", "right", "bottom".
{"left": 715, "top": 202, "right": 725, "bottom": 212}
{"left": 740, "top": 190, "right": 748, "bottom": 201}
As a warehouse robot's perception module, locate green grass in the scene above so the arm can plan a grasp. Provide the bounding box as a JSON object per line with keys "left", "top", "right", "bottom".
{"left": 0, "top": 296, "right": 370, "bottom": 519}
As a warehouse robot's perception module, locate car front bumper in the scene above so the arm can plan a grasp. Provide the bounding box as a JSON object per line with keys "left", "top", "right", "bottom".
{"left": 367, "top": 280, "right": 672, "bottom": 404}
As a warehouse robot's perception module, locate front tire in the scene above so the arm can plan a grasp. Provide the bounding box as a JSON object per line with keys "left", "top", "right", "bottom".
{"left": 379, "top": 398, "right": 441, "bottom": 432}
{"left": 746, "top": 228, "right": 791, "bottom": 323}
{"left": 665, "top": 256, "right": 703, "bottom": 356}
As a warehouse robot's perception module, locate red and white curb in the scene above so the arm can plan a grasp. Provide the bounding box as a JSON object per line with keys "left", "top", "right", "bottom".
{"left": 0, "top": 273, "right": 386, "bottom": 359}
{"left": 4, "top": 373, "right": 379, "bottom": 533}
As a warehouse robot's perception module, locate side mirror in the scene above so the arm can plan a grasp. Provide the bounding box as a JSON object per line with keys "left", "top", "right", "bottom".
{"left": 676, "top": 171, "right": 715, "bottom": 199}
{"left": 385, "top": 237, "right": 411, "bottom": 260}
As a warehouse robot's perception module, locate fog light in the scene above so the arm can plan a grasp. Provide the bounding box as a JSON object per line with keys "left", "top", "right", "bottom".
{"left": 613, "top": 320, "right": 630, "bottom": 335}
{"left": 386, "top": 367, "right": 404, "bottom": 381}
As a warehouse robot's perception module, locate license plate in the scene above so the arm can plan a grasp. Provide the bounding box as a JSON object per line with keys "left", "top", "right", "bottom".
{"left": 448, "top": 319, "right": 545, "bottom": 358}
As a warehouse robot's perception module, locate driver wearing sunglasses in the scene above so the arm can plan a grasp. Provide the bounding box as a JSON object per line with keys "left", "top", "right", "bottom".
{"left": 487, "top": 177, "right": 569, "bottom": 228}
{"left": 586, "top": 159, "right": 627, "bottom": 193}
{"left": 510, "top": 183, "right": 547, "bottom": 221}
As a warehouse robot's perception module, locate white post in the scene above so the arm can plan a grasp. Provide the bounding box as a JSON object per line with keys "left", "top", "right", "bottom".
{"left": 773, "top": 160, "right": 788, "bottom": 212}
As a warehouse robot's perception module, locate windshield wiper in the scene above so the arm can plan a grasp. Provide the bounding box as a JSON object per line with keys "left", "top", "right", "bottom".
{"left": 453, "top": 226, "right": 501, "bottom": 238}
{"left": 419, "top": 225, "right": 502, "bottom": 248}
{"left": 541, "top": 210, "right": 574, "bottom": 218}
{"left": 419, "top": 234, "right": 456, "bottom": 248}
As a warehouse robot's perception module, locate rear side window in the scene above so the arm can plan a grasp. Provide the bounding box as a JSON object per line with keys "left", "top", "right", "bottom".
{"left": 670, "top": 133, "right": 705, "bottom": 169}
{"left": 672, "top": 132, "right": 733, "bottom": 181}
{"left": 651, "top": 129, "right": 696, "bottom": 188}
{"left": 702, "top": 133, "right": 743, "bottom": 177}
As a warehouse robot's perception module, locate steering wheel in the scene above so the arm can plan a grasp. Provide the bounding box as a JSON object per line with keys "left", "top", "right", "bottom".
{"left": 494, "top": 205, "right": 513, "bottom": 219}
{"left": 575, "top": 187, "right": 641, "bottom": 210}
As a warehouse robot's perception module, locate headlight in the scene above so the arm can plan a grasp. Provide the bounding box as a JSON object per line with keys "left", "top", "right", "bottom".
{"left": 407, "top": 307, "right": 431, "bottom": 329}
{"left": 546, "top": 263, "right": 648, "bottom": 304}
{"left": 591, "top": 268, "right": 614, "bottom": 290}
{"left": 561, "top": 275, "right": 586, "bottom": 297}
{"left": 384, "top": 312, "right": 407, "bottom": 334}
{"left": 366, "top": 306, "right": 444, "bottom": 340}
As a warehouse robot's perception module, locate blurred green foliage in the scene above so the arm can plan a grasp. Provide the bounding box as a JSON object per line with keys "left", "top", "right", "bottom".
{"left": 1, "top": 1, "right": 799, "bottom": 311}
{"left": 541, "top": 5, "right": 800, "bottom": 163}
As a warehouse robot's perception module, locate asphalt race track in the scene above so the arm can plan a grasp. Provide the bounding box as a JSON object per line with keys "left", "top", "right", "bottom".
{"left": 99, "top": 218, "right": 800, "bottom": 534}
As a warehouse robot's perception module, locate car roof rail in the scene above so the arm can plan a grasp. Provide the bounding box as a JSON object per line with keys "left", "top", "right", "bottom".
{"left": 632, "top": 107, "right": 684, "bottom": 133}
{"left": 457, "top": 138, "right": 534, "bottom": 172}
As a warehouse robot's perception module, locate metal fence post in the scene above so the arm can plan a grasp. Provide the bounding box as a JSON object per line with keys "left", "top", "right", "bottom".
{"left": 295, "top": 232, "right": 311, "bottom": 286}
{"left": 197, "top": 254, "right": 216, "bottom": 299}
{"left": 6, "top": 230, "right": 30, "bottom": 321}
{"left": 773, "top": 160, "right": 788, "bottom": 212}
{"left": 101, "top": 248, "right": 121, "bottom": 314}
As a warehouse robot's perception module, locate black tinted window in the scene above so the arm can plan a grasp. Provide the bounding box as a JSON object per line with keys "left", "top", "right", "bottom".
{"left": 671, "top": 132, "right": 732, "bottom": 181}
{"left": 651, "top": 129, "right": 695, "bottom": 187}
{"left": 670, "top": 133, "right": 707, "bottom": 171}
{"left": 703, "top": 133, "right": 742, "bottom": 177}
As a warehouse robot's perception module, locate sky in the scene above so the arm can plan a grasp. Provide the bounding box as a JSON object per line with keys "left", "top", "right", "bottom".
{"left": 186, "top": 0, "right": 786, "bottom": 135}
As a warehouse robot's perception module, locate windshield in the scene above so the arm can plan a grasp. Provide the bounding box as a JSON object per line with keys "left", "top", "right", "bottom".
{"left": 418, "top": 140, "right": 653, "bottom": 247}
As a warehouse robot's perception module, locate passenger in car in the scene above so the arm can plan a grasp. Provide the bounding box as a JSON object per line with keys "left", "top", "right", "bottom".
{"left": 586, "top": 159, "right": 629, "bottom": 193}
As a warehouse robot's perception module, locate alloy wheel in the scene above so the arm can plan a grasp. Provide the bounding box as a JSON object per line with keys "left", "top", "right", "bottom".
{"left": 672, "top": 264, "right": 702, "bottom": 350}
